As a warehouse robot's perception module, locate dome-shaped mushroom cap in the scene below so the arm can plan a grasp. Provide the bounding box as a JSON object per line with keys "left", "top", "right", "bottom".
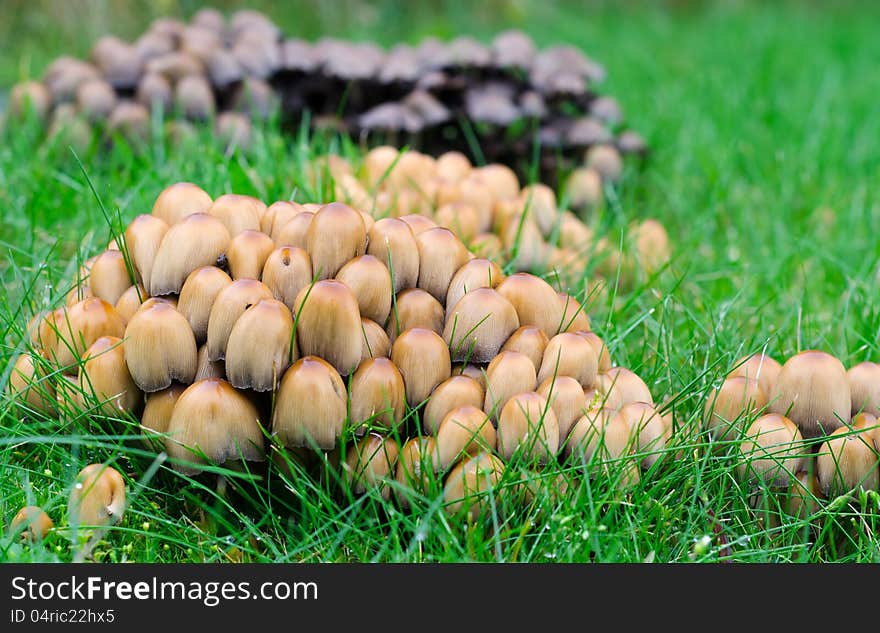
{"left": 443, "top": 452, "right": 505, "bottom": 519}
{"left": 497, "top": 391, "right": 559, "bottom": 463}
{"left": 151, "top": 182, "right": 213, "bottom": 226}
{"left": 769, "top": 351, "right": 850, "bottom": 438}
{"left": 68, "top": 463, "right": 126, "bottom": 527}
{"left": 737, "top": 413, "right": 804, "bottom": 488}
{"left": 124, "top": 301, "right": 197, "bottom": 392}
{"left": 444, "top": 288, "right": 519, "bottom": 364}
{"left": 847, "top": 361, "right": 880, "bottom": 417}
{"left": 149, "top": 213, "right": 231, "bottom": 296}
{"left": 816, "top": 426, "right": 879, "bottom": 496}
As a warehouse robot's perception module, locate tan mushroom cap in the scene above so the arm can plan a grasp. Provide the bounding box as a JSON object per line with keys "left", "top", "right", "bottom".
{"left": 225, "top": 299, "right": 294, "bottom": 392}
{"left": 68, "top": 463, "right": 126, "bottom": 527}
{"left": 435, "top": 405, "right": 497, "bottom": 470}
{"left": 336, "top": 254, "right": 393, "bottom": 325}
{"left": 500, "top": 325, "right": 549, "bottom": 371}
{"left": 205, "top": 278, "right": 273, "bottom": 361}
{"left": 141, "top": 383, "right": 187, "bottom": 450}
{"left": 497, "top": 391, "right": 559, "bottom": 463}
{"left": 395, "top": 436, "right": 439, "bottom": 508}
{"left": 78, "top": 336, "right": 141, "bottom": 416}
{"left": 150, "top": 212, "right": 231, "bottom": 296}
{"left": 537, "top": 375, "right": 588, "bottom": 445}
{"left": 727, "top": 353, "right": 781, "bottom": 401}
{"left": 349, "top": 357, "right": 406, "bottom": 434}
{"left": 8, "top": 353, "right": 55, "bottom": 416}
{"left": 367, "top": 217, "right": 420, "bottom": 293}
{"left": 272, "top": 356, "right": 347, "bottom": 450}
{"left": 483, "top": 350, "right": 537, "bottom": 417}
{"left": 444, "top": 288, "right": 520, "bottom": 363}
{"left": 178, "top": 266, "right": 233, "bottom": 343}
{"left": 293, "top": 279, "right": 363, "bottom": 376}
{"left": 537, "top": 332, "right": 599, "bottom": 389}
{"left": 54, "top": 297, "right": 126, "bottom": 369}
{"left": 423, "top": 375, "right": 485, "bottom": 435}
{"left": 737, "top": 413, "right": 805, "bottom": 488}
{"left": 443, "top": 451, "right": 506, "bottom": 519}
{"left": 307, "top": 202, "right": 367, "bottom": 280}
{"left": 387, "top": 288, "right": 444, "bottom": 340}
{"left": 124, "top": 301, "right": 197, "bottom": 392}
{"left": 769, "top": 351, "right": 850, "bottom": 438}
{"left": 847, "top": 361, "right": 880, "bottom": 417}
{"left": 151, "top": 182, "right": 213, "bottom": 226}
{"left": 704, "top": 376, "right": 766, "bottom": 443}
{"left": 496, "top": 273, "right": 564, "bottom": 337}
{"left": 343, "top": 433, "right": 400, "bottom": 500}
{"left": 391, "top": 328, "right": 451, "bottom": 407}
{"left": 261, "top": 246, "right": 313, "bottom": 311}
{"left": 11, "top": 506, "right": 54, "bottom": 542}
{"left": 816, "top": 427, "right": 879, "bottom": 497}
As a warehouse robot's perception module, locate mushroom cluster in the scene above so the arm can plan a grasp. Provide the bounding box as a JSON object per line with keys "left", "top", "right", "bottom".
{"left": 705, "top": 352, "right": 880, "bottom": 512}
{"left": 7, "top": 8, "right": 645, "bottom": 188}
{"left": 9, "top": 182, "right": 673, "bottom": 518}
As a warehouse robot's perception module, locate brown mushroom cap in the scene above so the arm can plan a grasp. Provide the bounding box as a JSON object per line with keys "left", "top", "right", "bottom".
{"left": 343, "top": 433, "right": 400, "bottom": 500}
{"left": 435, "top": 405, "right": 497, "bottom": 470}
{"left": 335, "top": 255, "right": 393, "bottom": 325}
{"left": 207, "top": 194, "right": 266, "bottom": 237}
{"left": 537, "top": 375, "right": 587, "bottom": 445}
{"left": 165, "top": 378, "right": 265, "bottom": 474}
{"left": 704, "top": 376, "right": 766, "bottom": 443}
{"left": 395, "top": 436, "right": 439, "bottom": 508}
{"left": 226, "top": 230, "right": 275, "bottom": 280}
{"left": 261, "top": 246, "right": 313, "bottom": 311}
{"left": 443, "top": 451, "right": 505, "bottom": 519}
{"left": 366, "top": 217, "right": 420, "bottom": 293}
{"left": 123, "top": 214, "right": 169, "bottom": 288}
{"left": 416, "top": 227, "right": 471, "bottom": 303}
{"left": 737, "top": 413, "right": 805, "bottom": 488}
{"left": 205, "top": 279, "right": 273, "bottom": 361}
{"left": 578, "top": 332, "right": 612, "bottom": 373}
{"left": 445, "top": 258, "right": 505, "bottom": 318}
{"left": 785, "top": 470, "right": 823, "bottom": 521}
{"left": 307, "top": 202, "right": 367, "bottom": 280}
{"left": 618, "top": 401, "right": 672, "bottom": 469}
{"left": 565, "top": 408, "right": 639, "bottom": 488}
{"left": 78, "top": 336, "right": 141, "bottom": 416}
{"left": 444, "top": 288, "right": 520, "bottom": 363}
{"left": 483, "top": 350, "right": 538, "bottom": 418}
{"left": 178, "top": 266, "right": 233, "bottom": 343}
{"left": 537, "top": 332, "right": 599, "bottom": 389}
{"left": 68, "top": 463, "right": 126, "bottom": 527}
{"left": 150, "top": 213, "right": 231, "bottom": 296}
{"left": 500, "top": 325, "right": 549, "bottom": 371}
{"left": 496, "top": 273, "right": 565, "bottom": 337}
{"left": 87, "top": 249, "right": 132, "bottom": 306}
{"left": 141, "top": 383, "right": 187, "bottom": 449}
{"left": 387, "top": 288, "right": 444, "bottom": 340}
{"left": 599, "top": 367, "right": 654, "bottom": 410}
{"left": 816, "top": 427, "right": 879, "bottom": 496}
{"left": 727, "top": 353, "right": 781, "bottom": 399}
{"left": 225, "top": 299, "right": 295, "bottom": 392}
{"left": 349, "top": 357, "right": 406, "bottom": 434}
{"left": 497, "top": 391, "right": 559, "bottom": 463}
{"left": 8, "top": 353, "right": 55, "bottom": 416}
{"left": 847, "top": 361, "right": 880, "bottom": 417}
{"left": 124, "top": 301, "right": 197, "bottom": 392}
{"left": 769, "top": 351, "right": 851, "bottom": 438}
{"left": 151, "top": 182, "right": 213, "bottom": 226}
{"left": 293, "top": 279, "right": 363, "bottom": 376}
{"left": 360, "top": 317, "right": 391, "bottom": 363}
{"left": 11, "top": 506, "right": 54, "bottom": 542}
{"left": 423, "top": 375, "right": 485, "bottom": 435}
{"left": 391, "top": 328, "right": 451, "bottom": 407}
{"left": 54, "top": 298, "right": 126, "bottom": 369}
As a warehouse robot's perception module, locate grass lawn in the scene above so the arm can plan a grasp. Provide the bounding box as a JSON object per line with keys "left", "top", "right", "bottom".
{"left": 1, "top": 1, "right": 879, "bottom": 562}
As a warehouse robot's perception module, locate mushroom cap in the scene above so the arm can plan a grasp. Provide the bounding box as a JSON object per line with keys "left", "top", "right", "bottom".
{"left": 307, "top": 202, "right": 367, "bottom": 280}
{"left": 54, "top": 297, "right": 126, "bottom": 369}
{"left": 292, "top": 279, "right": 363, "bottom": 376}
{"left": 150, "top": 213, "right": 231, "bottom": 296}
{"left": 178, "top": 266, "right": 233, "bottom": 342}
{"left": 816, "top": 426, "right": 879, "bottom": 496}
{"left": 497, "top": 391, "right": 559, "bottom": 463}
{"left": 537, "top": 375, "right": 587, "bottom": 445}
{"left": 496, "top": 273, "right": 565, "bottom": 337}
{"left": 847, "top": 361, "right": 880, "bottom": 417}
{"left": 423, "top": 375, "right": 485, "bottom": 435}
{"left": 769, "top": 351, "right": 850, "bottom": 438}
{"left": 618, "top": 401, "right": 672, "bottom": 469}
{"left": 8, "top": 353, "right": 55, "bottom": 416}
{"left": 444, "top": 288, "right": 520, "bottom": 364}
{"left": 166, "top": 378, "right": 265, "bottom": 474}
{"left": 335, "top": 255, "right": 393, "bottom": 325}
{"left": 435, "top": 405, "right": 497, "bottom": 470}
{"left": 704, "top": 376, "right": 766, "bottom": 443}
{"left": 205, "top": 278, "right": 273, "bottom": 361}
{"left": 416, "top": 227, "right": 471, "bottom": 303}
{"left": 11, "top": 506, "right": 54, "bottom": 542}
{"left": 395, "top": 436, "right": 439, "bottom": 508}
{"left": 124, "top": 301, "right": 197, "bottom": 392}
{"left": 484, "top": 351, "right": 538, "bottom": 418}
{"left": 78, "top": 336, "right": 141, "bottom": 416}
{"left": 225, "top": 299, "right": 294, "bottom": 392}
{"left": 391, "top": 328, "right": 451, "bottom": 407}
{"left": 272, "top": 356, "right": 347, "bottom": 450}
{"left": 565, "top": 408, "right": 639, "bottom": 488}
{"left": 343, "top": 433, "right": 400, "bottom": 500}
{"left": 500, "top": 325, "right": 549, "bottom": 371}
{"left": 387, "top": 288, "right": 444, "bottom": 340}
{"left": 226, "top": 230, "right": 275, "bottom": 280}
{"left": 443, "top": 452, "right": 505, "bottom": 519}
{"left": 261, "top": 246, "right": 313, "bottom": 310}
{"left": 537, "top": 332, "right": 599, "bottom": 389}
{"left": 208, "top": 194, "right": 266, "bottom": 237}
{"left": 349, "top": 357, "right": 406, "bottom": 433}
{"left": 141, "top": 383, "right": 187, "bottom": 449}
{"left": 68, "top": 463, "right": 126, "bottom": 527}
{"left": 151, "top": 182, "right": 213, "bottom": 226}
{"left": 737, "top": 413, "right": 805, "bottom": 488}
{"left": 366, "top": 217, "right": 420, "bottom": 293}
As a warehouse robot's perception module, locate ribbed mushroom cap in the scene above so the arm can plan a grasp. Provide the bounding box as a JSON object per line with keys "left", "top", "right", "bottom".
{"left": 435, "top": 406, "right": 497, "bottom": 470}
{"left": 360, "top": 317, "right": 391, "bottom": 364}
{"left": 500, "top": 325, "right": 549, "bottom": 371}
{"left": 451, "top": 363, "right": 486, "bottom": 391}
{"left": 88, "top": 249, "right": 132, "bottom": 306}
{"left": 565, "top": 408, "right": 639, "bottom": 488}
{"left": 737, "top": 413, "right": 805, "bottom": 488}
{"left": 423, "top": 375, "right": 485, "bottom": 435}
{"left": 272, "top": 356, "right": 347, "bottom": 450}
{"left": 150, "top": 213, "right": 231, "bottom": 296}
{"left": 443, "top": 452, "right": 505, "bottom": 519}
{"left": 335, "top": 255, "right": 392, "bottom": 325}
{"left": 307, "top": 202, "right": 367, "bottom": 280}
{"left": 445, "top": 258, "right": 505, "bottom": 320}
{"left": 292, "top": 280, "right": 362, "bottom": 376}
{"left": 226, "top": 299, "right": 294, "bottom": 392}
{"left": 435, "top": 203, "right": 480, "bottom": 242}
{"left": 11, "top": 506, "right": 54, "bottom": 542}
{"left": 54, "top": 298, "right": 126, "bottom": 369}
{"left": 68, "top": 463, "right": 126, "bottom": 527}
{"left": 395, "top": 436, "right": 439, "bottom": 508}
{"left": 391, "top": 328, "right": 451, "bottom": 407}
{"left": 366, "top": 218, "right": 420, "bottom": 294}
{"left": 165, "top": 378, "right": 265, "bottom": 474}
{"left": 208, "top": 194, "right": 265, "bottom": 237}
{"left": 769, "top": 351, "right": 851, "bottom": 438}
{"left": 141, "top": 383, "right": 186, "bottom": 449}
{"left": 123, "top": 214, "right": 169, "bottom": 288}
{"left": 151, "top": 182, "right": 213, "bottom": 226}
{"left": 386, "top": 288, "right": 444, "bottom": 341}
{"left": 847, "top": 361, "right": 880, "bottom": 417}
{"left": 343, "top": 433, "right": 400, "bottom": 500}
{"left": 226, "top": 230, "right": 275, "bottom": 280}
{"left": 497, "top": 391, "right": 559, "bottom": 463}
{"left": 484, "top": 351, "right": 537, "bottom": 418}
{"left": 704, "top": 376, "right": 766, "bottom": 443}
{"left": 8, "top": 353, "right": 55, "bottom": 415}
{"left": 416, "top": 227, "right": 471, "bottom": 303}
{"left": 124, "top": 301, "right": 197, "bottom": 392}
{"left": 195, "top": 343, "right": 225, "bottom": 381}
{"left": 78, "top": 336, "right": 141, "bottom": 416}
{"left": 537, "top": 332, "right": 599, "bottom": 389}
{"left": 274, "top": 211, "right": 314, "bottom": 250}
{"left": 728, "top": 355, "right": 782, "bottom": 401}
{"left": 578, "top": 332, "right": 612, "bottom": 373}
{"left": 816, "top": 427, "right": 879, "bottom": 496}
{"left": 205, "top": 279, "right": 273, "bottom": 361}
{"left": 178, "top": 266, "right": 232, "bottom": 343}
{"left": 537, "top": 375, "right": 587, "bottom": 445}
{"left": 444, "top": 288, "right": 519, "bottom": 364}
{"left": 349, "top": 357, "right": 406, "bottom": 433}
{"left": 496, "top": 273, "right": 565, "bottom": 337}
{"left": 260, "top": 246, "right": 312, "bottom": 311}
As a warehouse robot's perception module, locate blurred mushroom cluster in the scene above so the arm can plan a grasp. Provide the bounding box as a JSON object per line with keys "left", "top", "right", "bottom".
{"left": 8, "top": 182, "right": 678, "bottom": 519}
{"left": 7, "top": 7, "right": 646, "bottom": 187}
{"left": 705, "top": 352, "right": 880, "bottom": 518}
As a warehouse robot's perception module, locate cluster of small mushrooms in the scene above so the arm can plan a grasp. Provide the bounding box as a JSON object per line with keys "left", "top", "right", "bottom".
{"left": 7, "top": 7, "right": 645, "bottom": 186}
{"left": 705, "top": 352, "right": 880, "bottom": 515}
{"left": 8, "top": 181, "right": 675, "bottom": 525}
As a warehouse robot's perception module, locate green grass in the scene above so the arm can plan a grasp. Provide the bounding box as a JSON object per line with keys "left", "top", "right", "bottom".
{"left": 2, "top": 1, "right": 880, "bottom": 562}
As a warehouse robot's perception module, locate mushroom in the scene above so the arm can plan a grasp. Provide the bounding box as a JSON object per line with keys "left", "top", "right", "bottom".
{"left": 121, "top": 215, "right": 171, "bottom": 292}
{"left": 349, "top": 357, "right": 406, "bottom": 434}
{"left": 343, "top": 433, "right": 400, "bottom": 500}
{"left": 435, "top": 151, "right": 472, "bottom": 183}
{"left": 263, "top": 201, "right": 306, "bottom": 239}
{"left": 443, "top": 452, "right": 505, "bottom": 519}
{"left": 7, "top": 354, "right": 55, "bottom": 415}
{"left": 141, "top": 383, "right": 186, "bottom": 449}
{"left": 423, "top": 375, "right": 485, "bottom": 435}
{"left": 195, "top": 343, "right": 225, "bottom": 381}
{"left": 293, "top": 279, "right": 363, "bottom": 376}
{"left": 76, "top": 78, "right": 117, "bottom": 121}
{"left": 261, "top": 247, "right": 313, "bottom": 310}
{"left": 445, "top": 258, "right": 505, "bottom": 318}
{"left": 847, "top": 361, "right": 880, "bottom": 416}
{"left": 737, "top": 414, "right": 805, "bottom": 488}
{"left": 727, "top": 353, "right": 782, "bottom": 400}
{"left": 451, "top": 363, "right": 486, "bottom": 391}
{"left": 307, "top": 202, "right": 367, "bottom": 279}
{"left": 207, "top": 193, "right": 266, "bottom": 237}
{"left": 165, "top": 379, "right": 265, "bottom": 474}
{"left": 205, "top": 279, "right": 273, "bottom": 361}
{"left": 225, "top": 299, "right": 294, "bottom": 392}
{"left": 565, "top": 408, "right": 639, "bottom": 487}
{"left": 335, "top": 255, "right": 392, "bottom": 325}
{"left": 386, "top": 288, "right": 444, "bottom": 340}
{"left": 114, "top": 284, "right": 147, "bottom": 323}
{"left": 53, "top": 298, "right": 126, "bottom": 369}
{"left": 435, "top": 203, "right": 480, "bottom": 242}
{"left": 704, "top": 376, "right": 766, "bottom": 443}
{"left": 483, "top": 351, "right": 537, "bottom": 417}
{"left": 598, "top": 367, "right": 654, "bottom": 409}
{"left": 473, "top": 164, "right": 519, "bottom": 201}
{"left": 585, "top": 144, "right": 623, "bottom": 182}
{"left": 390, "top": 328, "right": 451, "bottom": 407}
{"left": 435, "top": 405, "right": 497, "bottom": 470}
{"left": 124, "top": 301, "right": 197, "bottom": 392}
{"left": 497, "top": 391, "right": 559, "bottom": 463}
{"left": 178, "top": 266, "right": 233, "bottom": 343}
{"left": 518, "top": 183, "right": 558, "bottom": 238}
{"left": 566, "top": 167, "right": 603, "bottom": 212}
{"left": 416, "top": 227, "right": 471, "bottom": 303}
{"left": 360, "top": 317, "right": 391, "bottom": 363}
{"left": 444, "top": 288, "right": 519, "bottom": 363}
{"left": 496, "top": 273, "right": 564, "bottom": 337}
{"left": 769, "top": 351, "right": 851, "bottom": 438}
{"left": 618, "top": 402, "right": 672, "bottom": 469}
{"left": 149, "top": 213, "right": 231, "bottom": 296}
{"left": 275, "top": 211, "right": 314, "bottom": 250}
{"left": 174, "top": 74, "right": 215, "bottom": 119}
{"left": 272, "top": 356, "right": 347, "bottom": 450}
{"left": 558, "top": 293, "right": 591, "bottom": 333}
{"left": 226, "top": 230, "right": 275, "bottom": 280}
{"left": 10, "top": 506, "right": 53, "bottom": 542}
{"left": 399, "top": 213, "right": 438, "bottom": 236}
{"left": 151, "top": 182, "right": 213, "bottom": 226}
{"left": 9, "top": 81, "right": 51, "bottom": 120}
{"left": 88, "top": 249, "right": 133, "bottom": 305}
{"left": 78, "top": 336, "right": 141, "bottom": 416}
{"left": 578, "top": 332, "right": 612, "bottom": 373}
{"left": 537, "top": 332, "right": 599, "bottom": 389}
{"left": 537, "top": 375, "right": 587, "bottom": 445}
{"left": 785, "top": 470, "right": 823, "bottom": 521}
{"left": 816, "top": 427, "right": 879, "bottom": 496}
{"left": 632, "top": 219, "right": 671, "bottom": 274}
{"left": 366, "top": 217, "right": 420, "bottom": 293}
{"left": 68, "top": 464, "right": 126, "bottom": 527}
{"left": 363, "top": 146, "right": 400, "bottom": 187}
{"left": 500, "top": 325, "right": 549, "bottom": 370}
{"left": 395, "top": 436, "right": 439, "bottom": 509}
{"left": 136, "top": 72, "right": 172, "bottom": 110}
